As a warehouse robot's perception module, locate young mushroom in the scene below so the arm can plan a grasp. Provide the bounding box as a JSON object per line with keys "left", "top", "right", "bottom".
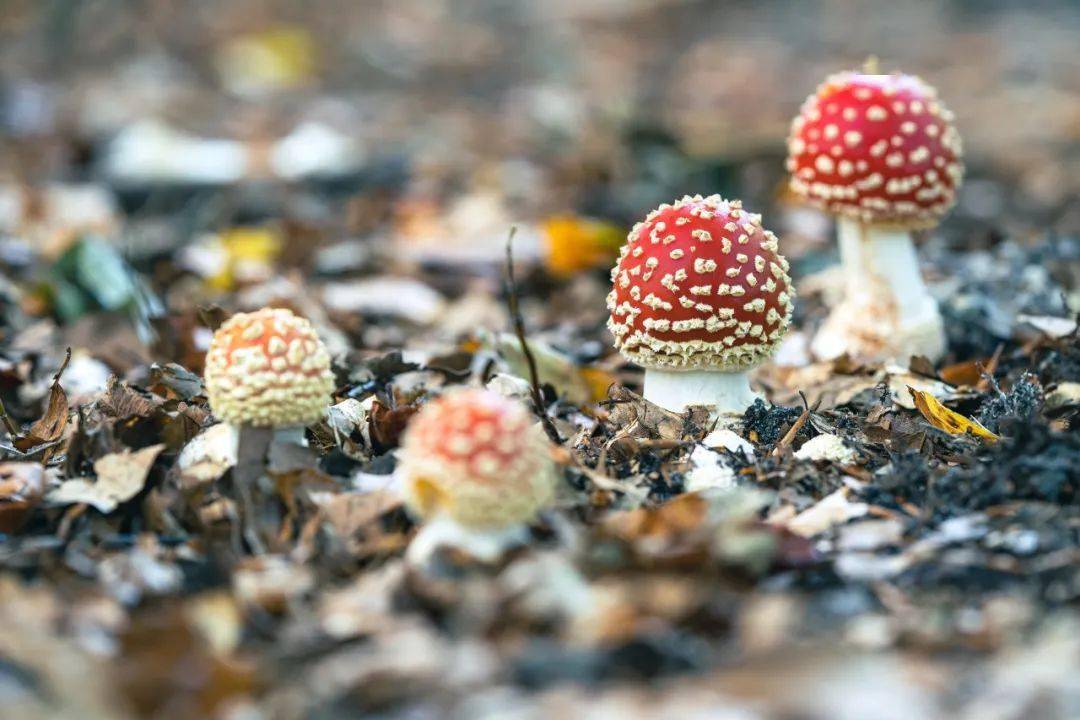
{"left": 398, "top": 388, "right": 557, "bottom": 563}
{"left": 203, "top": 307, "right": 336, "bottom": 552}
{"left": 607, "top": 194, "right": 794, "bottom": 415}
{"left": 204, "top": 307, "right": 336, "bottom": 439}
{"left": 786, "top": 60, "right": 964, "bottom": 362}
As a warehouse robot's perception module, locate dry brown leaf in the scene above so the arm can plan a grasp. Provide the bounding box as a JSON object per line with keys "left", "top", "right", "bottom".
{"left": 908, "top": 387, "right": 999, "bottom": 442}
{"left": 0, "top": 462, "right": 48, "bottom": 533}
{"left": 13, "top": 378, "right": 69, "bottom": 459}
{"left": 310, "top": 489, "right": 403, "bottom": 539}
{"left": 47, "top": 444, "right": 165, "bottom": 513}
{"left": 603, "top": 492, "right": 708, "bottom": 543}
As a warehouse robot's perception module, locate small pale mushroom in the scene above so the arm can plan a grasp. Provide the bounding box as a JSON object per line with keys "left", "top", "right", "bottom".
{"left": 204, "top": 307, "right": 335, "bottom": 440}
{"left": 203, "top": 307, "right": 336, "bottom": 552}
{"left": 786, "top": 60, "right": 964, "bottom": 363}
{"left": 606, "top": 194, "right": 795, "bottom": 415}
{"left": 398, "top": 388, "right": 557, "bottom": 563}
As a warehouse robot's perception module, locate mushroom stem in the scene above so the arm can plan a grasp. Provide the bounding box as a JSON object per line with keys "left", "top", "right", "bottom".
{"left": 643, "top": 369, "right": 759, "bottom": 415}
{"left": 837, "top": 219, "right": 931, "bottom": 320}
{"left": 406, "top": 515, "right": 529, "bottom": 566}
{"left": 817, "top": 218, "right": 945, "bottom": 361}
{"left": 272, "top": 426, "right": 307, "bottom": 446}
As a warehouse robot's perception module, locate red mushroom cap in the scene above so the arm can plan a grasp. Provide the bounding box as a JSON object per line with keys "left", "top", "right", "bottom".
{"left": 399, "top": 388, "right": 556, "bottom": 528}
{"left": 606, "top": 195, "right": 794, "bottom": 371}
{"left": 204, "top": 308, "right": 335, "bottom": 427}
{"left": 786, "top": 70, "right": 964, "bottom": 228}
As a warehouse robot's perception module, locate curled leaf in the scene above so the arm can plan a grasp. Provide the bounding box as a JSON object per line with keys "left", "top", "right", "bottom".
{"left": 908, "top": 386, "right": 999, "bottom": 442}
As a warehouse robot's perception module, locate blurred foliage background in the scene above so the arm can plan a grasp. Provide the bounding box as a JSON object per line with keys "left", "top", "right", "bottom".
{"left": 0, "top": 0, "right": 1076, "bottom": 239}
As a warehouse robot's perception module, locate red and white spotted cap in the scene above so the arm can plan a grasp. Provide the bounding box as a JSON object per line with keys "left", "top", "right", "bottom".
{"left": 786, "top": 68, "right": 964, "bottom": 228}
{"left": 399, "top": 388, "right": 556, "bottom": 529}
{"left": 204, "top": 307, "right": 335, "bottom": 427}
{"left": 606, "top": 195, "right": 794, "bottom": 371}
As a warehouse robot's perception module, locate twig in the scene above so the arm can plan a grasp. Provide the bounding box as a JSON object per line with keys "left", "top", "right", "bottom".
{"left": 505, "top": 228, "right": 562, "bottom": 444}
{"left": 975, "top": 343, "right": 1004, "bottom": 393}
{"left": 54, "top": 347, "right": 72, "bottom": 383}
{"left": 0, "top": 397, "right": 20, "bottom": 438}
{"left": 771, "top": 391, "right": 813, "bottom": 456}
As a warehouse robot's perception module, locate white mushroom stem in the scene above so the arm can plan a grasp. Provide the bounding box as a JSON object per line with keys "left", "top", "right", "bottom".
{"left": 836, "top": 219, "right": 933, "bottom": 323}
{"left": 272, "top": 426, "right": 308, "bottom": 446}
{"left": 814, "top": 218, "right": 946, "bottom": 362}
{"left": 406, "top": 516, "right": 529, "bottom": 566}
{"left": 643, "top": 369, "right": 760, "bottom": 415}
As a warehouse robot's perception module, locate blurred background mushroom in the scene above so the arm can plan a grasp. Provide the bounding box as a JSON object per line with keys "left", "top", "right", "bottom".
{"left": 397, "top": 387, "right": 557, "bottom": 563}
{"left": 787, "top": 62, "right": 963, "bottom": 363}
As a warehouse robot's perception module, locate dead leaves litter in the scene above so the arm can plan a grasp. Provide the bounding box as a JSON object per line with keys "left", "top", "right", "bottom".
{"left": 47, "top": 444, "right": 165, "bottom": 513}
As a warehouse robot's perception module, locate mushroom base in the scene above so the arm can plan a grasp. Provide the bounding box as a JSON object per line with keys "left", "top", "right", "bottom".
{"left": 814, "top": 220, "right": 946, "bottom": 363}
{"left": 272, "top": 426, "right": 308, "bottom": 446}
{"left": 406, "top": 516, "right": 529, "bottom": 566}
{"left": 643, "top": 369, "right": 760, "bottom": 415}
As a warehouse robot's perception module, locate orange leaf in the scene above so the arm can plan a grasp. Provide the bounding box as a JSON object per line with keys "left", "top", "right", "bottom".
{"left": 579, "top": 366, "right": 617, "bottom": 403}
{"left": 542, "top": 216, "right": 623, "bottom": 277}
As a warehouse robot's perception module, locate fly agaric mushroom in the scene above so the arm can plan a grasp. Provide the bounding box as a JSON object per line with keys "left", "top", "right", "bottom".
{"left": 398, "top": 388, "right": 557, "bottom": 562}
{"left": 606, "top": 194, "right": 794, "bottom": 414}
{"left": 786, "top": 61, "right": 963, "bottom": 362}
{"left": 204, "top": 307, "right": 335, "bottom": 440}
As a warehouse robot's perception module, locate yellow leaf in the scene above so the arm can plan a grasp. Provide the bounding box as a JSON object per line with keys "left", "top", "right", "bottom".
{"left": 542, "top": 216, "right": 623, "bottom": 277}
{"left": 908, "top": 386, "right": 999, "bottom": 442}
{"left": 218, "top": 26, "right": 317, "bottom": 94}
{"left": 579, "top": 366, "right": 617, "bottom": 403}
{"left": 206, "top": 227, "right": 282, "bottom": 291}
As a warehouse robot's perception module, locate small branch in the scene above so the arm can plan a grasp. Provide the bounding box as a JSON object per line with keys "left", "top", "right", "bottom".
{"left": 53, "top": 347, "right": 72, "bottom": 384}
{"left": 0, "top": 397, "right": 20, "bottom": 438}
{"left": 771, "top": 391, "right": 812, "bottom": 457}
{"left": 505, "top": 228, "right": 562, "bottom": 444}
{"left": 975, "top": 343, "right": 1004, "bottom": 393}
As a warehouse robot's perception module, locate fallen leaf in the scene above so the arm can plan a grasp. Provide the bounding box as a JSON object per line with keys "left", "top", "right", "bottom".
{"left": 217, "top": 25, "right": 317, "bottom": 96}
{"left": 310, "top": 489, "right": 402, "bottom": 540}
{"left": 939, "top": 358, "right": 988, "bottom": 388}
{"left": 205, "top": 227, "right": 282, "bottom": 291}
{"left": 1016, "top": 314, "right": 1077, "bottom": 338}
{"left": 491, "top": 332, "right": 592, "bottom": 405}
{"left": 47, "top": 444, "right": 164, "bottom": 513}
{"left": 786, "top": 488, "right": 869, "bottom": 537}
{"left": 177, "top": 424, "right": 238, "bottom": 487}
{"left": 13, "top": 376, "right": 69, "bottom": 459}
{"left": 0, "top": 462, "right": 48, "bottom": 533}
{"left": 579, "top": 365, "right": 617, "bottom": 403}
{"left": 323, "top": 277, "right": 445, "bottom": 324}
{"left": 908, "top": 386, "right": 999, "bottom": 442}
{"left": 542, "top": 215, "right": 623, "bottom": 277}
{"left": 605, "top": 384, "right": 710, "bottom": 444}
{"left": 603, "top": 492, "right": 708, "bottom": 544}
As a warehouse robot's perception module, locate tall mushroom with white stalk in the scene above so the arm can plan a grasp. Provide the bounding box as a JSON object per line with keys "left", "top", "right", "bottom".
{"left": 398, "top": 388, "right": 557, "bottom": 563}
{"left": 786, "top": 61, "right": 964, "bottom": 362}
{"left": 607, "top": 195, "right": 795, "bottom": 415}
{"left": 204, "top": 307, "right": 335, "bottom": 551}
